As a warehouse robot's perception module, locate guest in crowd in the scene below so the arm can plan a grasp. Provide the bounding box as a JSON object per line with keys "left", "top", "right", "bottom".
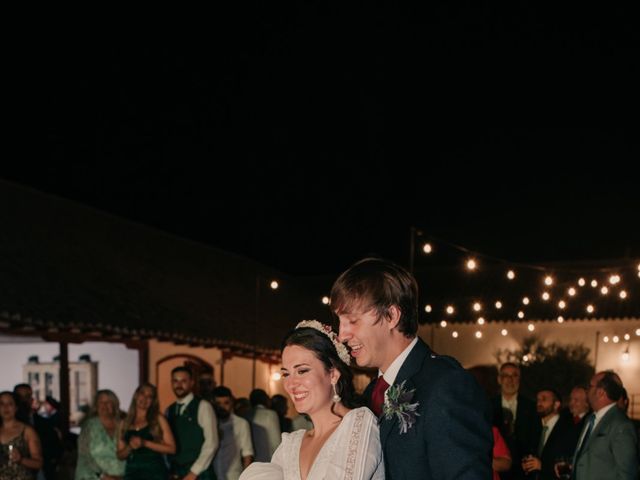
{"left": 0, "top": 391, "right": 43, "bottom": 479}
{"left": 269, "top": 395, "right": 292, "bottom": 434}
{"left": 13, "top": 384, "right": 63, "bottom": 480}
{"left": 568, "top": 385, "right": 591, "bottom": 430}
{"left": 246, "top": 390, "right": 280, "bottom": 462}
{"left": 212, "top": 386, "right": 254, "bottom": 480}
{"left": 522, "top": 388, "right": 576, "bottom": 480}
{"left": 75, "top": 389, "right": 126, "bottom": 480}
{"left": 491, "top": 426, "right": 511, "bottom": 480}
{"left": 117, "top": 383, "right": 175, "bottom": 480}
{"left": 166, "top": 367, "right": 218, "bottom": 480}
{"left": 233, "top": 399, "right": 251, "bottom": 420}
{"left": 492, "top": 363, "right": 541, "bottom": 479}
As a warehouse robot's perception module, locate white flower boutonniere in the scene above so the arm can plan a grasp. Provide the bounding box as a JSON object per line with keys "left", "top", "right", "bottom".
{"left": 382, "top": 380, "right": 420, "bottom": 434}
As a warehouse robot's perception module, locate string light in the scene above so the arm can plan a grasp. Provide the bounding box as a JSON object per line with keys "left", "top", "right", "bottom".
{"left": 466, "top": 258, "right": 477, "bottom": 271}
{"left": 452, "top": 331, "right": 459, "bottom": 338}
{"left": 619, "top": 291, "right": 627, "bottom": 299}
{"left": 475, "top": 331, "right": 482, "bottom": 339}
{"left": 527, "top": 323, "right": 535, "bottom": 332}
{"left": 586, "top": 304, "right": 595, "bottom": 314}
{"left": 612, "top": 335, "right": 620, "bottom": 343}
{"left": 544, "top": 276, "right": 554, "bottom": 286}
{"left": 636, "top": 328, "right": 640, "bottom": 336}
{"left": 522, "top": 297, "right": 530, "bottom": 305}
{"left": 271, "top": 372, "right": 282, "bottom": 381}
{"left": 501, "top": 329, "right": 508, "bottom": 336}
{"left": 600, "top": 286, "right": 609, "bottom": 295}
{"left": 624, "top": 333, "right": 630, "bottom": 341}
{"left": 422, "top": 243, "right": 433, "bottom": 254}
{"left": 523, "top": 354, "right": 529, "bottom": 362}
{"left": 622, "top": 348, "right": 630, "bottom": 362}
{"left": 322, "top": 296, "right": 330, "bottom": 305}
{"left": 507, "top": 270, "right": 516, "bottom": 280}
{"left": 425, "top": 305, "right": 432, "bottom": 313}
{"left": 578, "top": 278, "right": 586, "bottom": 287}
{"left": 270, "top": 280, "right": 279, "bottom": 290}
{"left": 609, "top": 275, "right": 621, "bottom": 285}
{"left": 518, "top": 311, "right": 525, "bottom": 319}
{"left": 473, "top": 302, "right": 482, "bottom": 312}
{"left": 542, "top": 292, "right": 550, "bottom": 301}
{"left": 440, "top": 320, "right": 447, "bottom": 328}
{"left": 477, "top": 317, "right": 485, "bottom": 325}
{"left": 446, "top": 305, "right": 455, "bottom": 315}
{"left": 591, "top": 280, "right": 598, "bottom": 288}
{"left": 495, "top": 301, "right": 503, "bottom": 309}
{"left": 568, "top": 287, "right": 576, "bottom": 296}
{"left": 603, "top": 336, "right": 610, "bottom": 343}
{"left": 558, "top": 300, "right": 566, "bottom": 310}
{"left": 557, "top": 316, "right": 564, "bottom": 323}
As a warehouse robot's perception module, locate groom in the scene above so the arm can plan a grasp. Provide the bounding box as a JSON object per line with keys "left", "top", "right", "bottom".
{"left": 334, "top": 257, "right": 492, "bottom": 480}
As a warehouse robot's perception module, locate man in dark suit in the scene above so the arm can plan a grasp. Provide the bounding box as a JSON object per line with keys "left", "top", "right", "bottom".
{"left": 573, "top": 371, "right": 638, "bottom": 480}
{"left": 522, "top": 388, "right": 577, "bottom": 480}
{"left": 332, "top": 257, "right": 492, "bottom": 480}
{"left": 492, "top": 363, "right": 541, "bottom": 479}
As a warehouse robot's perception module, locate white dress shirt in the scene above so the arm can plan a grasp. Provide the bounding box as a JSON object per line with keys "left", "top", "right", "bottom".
{"left": 379, "top": 336, "right": 419, "bottom": 386}
{"left": 501, "top": 395, "right": 518, "bottom": 423}
{"left": 214, "top": 413, "right": 254, "bottom": 480}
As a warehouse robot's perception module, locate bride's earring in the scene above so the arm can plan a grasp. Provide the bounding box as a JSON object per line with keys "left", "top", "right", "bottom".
{"left": 332, "top": 383, "right": 341, "bottom": 403}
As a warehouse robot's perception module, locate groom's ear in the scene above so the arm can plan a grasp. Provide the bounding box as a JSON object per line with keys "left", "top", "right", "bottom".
{"left": 386, "top": 305, "right": 402, "bottom": 331}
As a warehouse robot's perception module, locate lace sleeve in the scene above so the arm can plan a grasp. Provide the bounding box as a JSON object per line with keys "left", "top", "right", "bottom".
{"left": 343, "top": 408, "right": 384, "bottom": 480}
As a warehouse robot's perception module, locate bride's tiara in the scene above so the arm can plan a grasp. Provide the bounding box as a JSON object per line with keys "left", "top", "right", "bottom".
{"left": 295, "top": 320, "right": 351, "bottom": 366}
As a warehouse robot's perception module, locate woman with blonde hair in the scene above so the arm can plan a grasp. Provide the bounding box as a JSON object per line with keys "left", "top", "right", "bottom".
{"left": 117, "top": 383, "right": 175, "bottom": 480}
{"left": 75, "top": 389, "right": 126, "bottom": 480}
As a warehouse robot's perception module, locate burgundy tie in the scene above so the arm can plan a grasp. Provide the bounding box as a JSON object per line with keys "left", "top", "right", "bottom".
{"left": 371, "top": 376, "right": 390, "bottom": 417}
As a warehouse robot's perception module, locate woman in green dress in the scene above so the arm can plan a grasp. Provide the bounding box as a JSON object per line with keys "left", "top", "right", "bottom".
{"left": 75, "top": 389, "right": 126, "bottom": 480}
{"left": 117, "top": 383, "right": 175, "bottom": 480}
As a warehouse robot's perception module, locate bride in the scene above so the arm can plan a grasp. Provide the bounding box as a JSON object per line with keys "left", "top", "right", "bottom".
{"left": 240, "top": 320, "right": 384, "bottom": 480}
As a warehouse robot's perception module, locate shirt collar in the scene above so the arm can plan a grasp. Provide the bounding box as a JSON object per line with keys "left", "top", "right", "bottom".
{"left": 177, "top": 392, "right": 194, "bottom": 406}
{"left": 594, "top": 402, "right": 616, "bottom": 423}
{"left": 379, "top": 337, "right": 418, "bottom": 385}
{"left": 543, "top": 413, "right": 560, "bottom": 430}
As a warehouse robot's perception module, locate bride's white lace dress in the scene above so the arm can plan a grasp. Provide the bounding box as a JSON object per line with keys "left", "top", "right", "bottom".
{"left": 239, "top": 407, "right": 384, "bottom": 480}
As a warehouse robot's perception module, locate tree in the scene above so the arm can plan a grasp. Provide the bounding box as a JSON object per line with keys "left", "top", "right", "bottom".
{"left": 495, "top": 335, "right": 594, "bottom": 401}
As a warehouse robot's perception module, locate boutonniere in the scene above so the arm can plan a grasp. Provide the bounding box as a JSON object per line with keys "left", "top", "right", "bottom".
{"left": 383, "top": 380, "right": 420, "bottom": 434}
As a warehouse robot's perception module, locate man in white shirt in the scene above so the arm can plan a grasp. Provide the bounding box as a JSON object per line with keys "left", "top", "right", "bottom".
{"left": 212, "top": 386, "right": 254, "bottom": 480}
{"left": 573, "top": 371, "right": 638, "bottom": 480}
{"left": 246, "top": 389, "right": 281, "bottom": 462}
{"left": 166, "top": 366, "right": 219, "bottom": 480}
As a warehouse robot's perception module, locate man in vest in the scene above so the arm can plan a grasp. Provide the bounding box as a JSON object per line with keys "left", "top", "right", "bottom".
{"left": 167, "top": 366, "right": 219, "bottom": 480}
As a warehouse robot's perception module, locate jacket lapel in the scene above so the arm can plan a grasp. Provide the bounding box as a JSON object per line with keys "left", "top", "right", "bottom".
{"left": 582, "top": 406, "right": 617, "bottom": 454}
{"left": 380, "top": 338, "right": 430, "bottom": 446}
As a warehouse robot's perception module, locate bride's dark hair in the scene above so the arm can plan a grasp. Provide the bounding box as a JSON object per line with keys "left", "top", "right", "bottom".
{"left": 282, "top": 327, "right": 361, "bottom": 416}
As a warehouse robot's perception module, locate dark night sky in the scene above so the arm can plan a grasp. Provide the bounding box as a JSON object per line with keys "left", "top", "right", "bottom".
{"left": 5, "top": 6, "right": 639, "bottom": 275}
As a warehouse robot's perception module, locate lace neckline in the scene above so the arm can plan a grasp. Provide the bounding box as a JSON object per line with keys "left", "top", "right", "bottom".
{"left": 297, "top": 408, "right": 357, "bottom": 480}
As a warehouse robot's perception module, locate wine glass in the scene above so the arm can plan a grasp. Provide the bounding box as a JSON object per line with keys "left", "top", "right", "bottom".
{"left": 554, "top": 456, "right": 572, "bottom": 480}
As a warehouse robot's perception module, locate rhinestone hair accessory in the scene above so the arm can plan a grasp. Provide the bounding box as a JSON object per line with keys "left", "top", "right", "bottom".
{"left": 295, "top": 320, "right": 351, "bottom": 365}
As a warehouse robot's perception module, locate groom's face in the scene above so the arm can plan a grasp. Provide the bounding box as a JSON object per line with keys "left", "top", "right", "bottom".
{"left": 337, "top": 307, "right": 390, "bottom": 370}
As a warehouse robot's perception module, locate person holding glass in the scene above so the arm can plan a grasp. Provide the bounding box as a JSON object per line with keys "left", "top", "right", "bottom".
{"left": 0, "top": 391, "right": 43, "bottom": 480}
